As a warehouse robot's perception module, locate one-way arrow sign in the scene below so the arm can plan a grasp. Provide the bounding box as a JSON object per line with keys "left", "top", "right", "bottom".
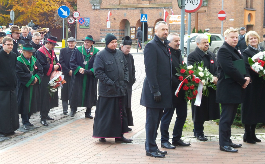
{"left": 58, "top": 6, "right": 70, "bottom": 18}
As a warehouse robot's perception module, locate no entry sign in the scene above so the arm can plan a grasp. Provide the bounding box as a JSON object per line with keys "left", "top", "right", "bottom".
{"left": 218, "top": 10, "right": 226, "bottom": 21}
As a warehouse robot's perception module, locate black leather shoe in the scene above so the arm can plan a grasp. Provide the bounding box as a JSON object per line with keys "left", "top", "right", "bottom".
{"left": 146, "top": 151, "right": 165, "bottom": 158}
{"left": 172, "top": 139, "right": 191, "bottom": 146}
{"left": 220, "top": 146, "right": 238, "bottom": 152}
{"left": 230, "top": 143, "right": 242, "bottom": 148}
{"left": 99, "top": 138, "right": 106, "bottom": 142}
{"left": 63, "top": 111, "right": 68, "bottom": 115}
{"left": 40, "top": 120, "right": 48, "bottom": 126}
{"left": 85, "top": 114, "right": 93, "bottom": 119}
{"left": 161, "top": 142, "right": 176, "bottom": 149}
{"left": 196, "top": 135, "right": 208, "bottom": 141}
{"left": 28, "top": 122, "right": 34, "bottom": 126}
{"left": 46, "top": 116, "right": 54, "bottom": 120}
{"left": 70, "top": 111, "right": 76, "bottom": 117}
{"left": 157, "top": 149, "right": 167, "bottom": 155}
{"left": 128, "top": 127, "right": 132, "bottom": 131}
{"left": 115, "top": 137, "right": 132, "bottom": 143}
{"left": 23, "top": 125, "right": 29, "bottom": 130}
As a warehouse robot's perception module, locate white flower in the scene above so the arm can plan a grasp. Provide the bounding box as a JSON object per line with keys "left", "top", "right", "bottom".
{"left": 203, "top": 86, "right": 207, "bottom": 91}
{"left": 187, "top": 65, "right": 193, "bottom": 69}
{"left": 252, "top": 52, "right": 265, "bottom": 60}
{"left": 198, "top": 72, "right": 204, "bottom": 77}
{"left": 50, "top": 88, "right": 57, "bottom": 92}
{"left": 198, "top": 67, "right": 203, "bottom": 71}
{"left": 252, "top": 63, "right": 263, "bottom": 72}
{"left": 201, "top": 80, "right": 206, "bottom": 85}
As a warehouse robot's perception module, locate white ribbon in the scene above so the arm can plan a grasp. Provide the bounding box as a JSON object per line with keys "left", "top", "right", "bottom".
{"left": 194, "top": 81, "right": 203, "bottom": 106}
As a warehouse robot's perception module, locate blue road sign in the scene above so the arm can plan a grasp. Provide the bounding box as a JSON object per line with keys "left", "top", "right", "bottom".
{"left": 78, "top": 17, "right": 85, "bottom": 25}
{"left": 140, "top": 14, "right": 148, "bottom": 22}
{"left": 58, "top": 6, "right": 70, "bottom": 18}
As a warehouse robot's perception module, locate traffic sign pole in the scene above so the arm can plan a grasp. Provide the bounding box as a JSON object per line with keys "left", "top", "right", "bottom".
{"left": 221, "top": 0, "right": 224, "bottom": 37}
{"left": 63, "top": 18, "right": 65, "bottom": 40}
{"left": 142, "top": 23, "right": 144, "bottom": 50}
{"left": 187, "top": 13, "right": 191, "bottom": 56}
{"left": 180, "top": 0, "right": 185, "bottom": 57}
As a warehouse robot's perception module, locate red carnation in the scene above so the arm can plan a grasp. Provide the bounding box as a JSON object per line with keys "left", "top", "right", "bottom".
{"left": 184, "top": 78, "right": 188, "bottom": 84}
{"left": 193, "top": 90, "right": 198, "bottom": 96}
{"left": 195, "top": 78, "right": 200, "bottom": 84}
{"left": 183, "top": 85, "right": 189, "bottom": 91}
{"left": 180, "top": 69, "right": 186, "bottom": 74}
{"left": 192, "top": 75, "right": 195, "bottom": 81}
{"left": 190, "top": 85, "right": 195, "bottom": 90}
{"left": 187, "top": 97, "right": 192, "bottom": 100}
{"left": 258, "top": 60, "right": 265, "bottom": 67}
{"left": 179, "top": 76, "right": 184, "bottom": 81}
{"left": 189, "top": 70, "right": 194, "bottom": 74}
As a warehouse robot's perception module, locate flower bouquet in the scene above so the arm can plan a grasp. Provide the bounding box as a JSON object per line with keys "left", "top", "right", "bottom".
{"left": 248, "top": 51, "right": 265, "bottom": 80}
{"left": 193, "top": 62, "right": 216, "bottom": 97}
{"left": 48, "top": 71, "right": 66, "bottom": 96}
{"left": 175, "top": 63, "right": 203, "bottom": 105}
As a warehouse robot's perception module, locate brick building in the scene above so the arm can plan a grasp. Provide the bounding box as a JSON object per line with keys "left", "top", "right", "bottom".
{"left": 76, "top": 0, "right": 265, "bottom": 42}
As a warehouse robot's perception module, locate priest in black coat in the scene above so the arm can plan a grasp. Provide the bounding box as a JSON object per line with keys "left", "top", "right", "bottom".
{"left": 69, "top": 35, "right": 99, "bottom": 118}
{"left": 35, "top": 36, "right": 61, "bottom": 126}
{"left": 217, "top": 28, "right": 250, "bottom": 153}
{"left": 0, "top": 37, "right": 19, "bottom": 136}
{"left": 16, "top": 43, "right": 43, "bottom": 130}
{"left": 59, "top": 37, "right": 76, "bottom": 115}
{"left": 187, "top": 34, "right": 220, "bottom": 141}
{"left": 119, "top": 36, "right": 136, "bottom": 131}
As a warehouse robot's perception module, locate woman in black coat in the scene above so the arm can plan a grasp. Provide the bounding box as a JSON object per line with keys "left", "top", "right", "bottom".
{"left": 242, "top": 31, "right": 265, "bottom": 143}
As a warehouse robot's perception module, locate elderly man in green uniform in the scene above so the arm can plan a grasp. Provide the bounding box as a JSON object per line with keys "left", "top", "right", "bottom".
{"left": 69, "top": 35, "right": 99, "bottom": 118}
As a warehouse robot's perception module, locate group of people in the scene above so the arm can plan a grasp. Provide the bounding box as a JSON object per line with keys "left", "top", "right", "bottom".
{"left": 141, "top": 21, "right": 265, "bottom": 158}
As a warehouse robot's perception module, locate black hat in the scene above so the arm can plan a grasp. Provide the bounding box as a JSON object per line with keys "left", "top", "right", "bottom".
{"left": 105, "top": 33, "right": 117, "bottom": 46}
{"left": 22, "top": 43, "right": 36, "bottom": 52}
{"left": 240, "top": 27, "right": 246, "bottom": 30}
{"left": 0, "top": 32, "right": 6, "bottom": 37}
{"left": 122, "top": 36, "right": 132, "bottom": 45}
{"left": 32, "top": 25, "right": 39, "bottom": 30}
{"left": 82, "top": 35, "right": 95, "bottom": 44}
{"left": 45, "top": 36, "right": 59, "bottom": 46}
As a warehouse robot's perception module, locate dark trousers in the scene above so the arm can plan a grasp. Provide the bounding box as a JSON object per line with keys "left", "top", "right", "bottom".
{"left": 21, "top": 113, "right": 31, "bottom": 125}
{"left": 62, "top": 100, "right": 68, "bottom": 112}
{"left": 145, "top": 107, "right": 164, "bottom": 152}
{"left": 193, "top": 121, "right": 205, "bottom": 136}
{"left": 137, "top": 39, "right": 142, "bottom": 49}
{"left": 160, "top": 101, "right": 187, "bottom": 143}
{"left": 219, "top": 103, "right": 238, "bottom": 146}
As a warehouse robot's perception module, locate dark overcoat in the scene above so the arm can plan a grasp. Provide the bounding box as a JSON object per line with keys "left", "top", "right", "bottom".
{"left": 59, "top": 47, "right": 75, "bottom": 101}
{"left": 216, "top": 42, "right": 249, "bottom": 104}
{"left": 188, "top": 47, "right": 220, "bottom": 122}
{"left": 16, "top": 55, "right": 43, "bottom": 115}
{"left": 236, "top": 35, "right": 247, "bottom": 54}
{"left": 140, "top": 35, "right": 172, "bottom": 108}
{"left": 241, "top": 46, "right": 265, "bottom": 124}
{"left": 12, "top": 39, "right": 25, "bottom": 56}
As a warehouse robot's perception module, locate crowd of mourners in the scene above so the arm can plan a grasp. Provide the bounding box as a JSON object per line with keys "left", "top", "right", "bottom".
{"left": 0, "top": 21, "right": 264, "bottom": 158}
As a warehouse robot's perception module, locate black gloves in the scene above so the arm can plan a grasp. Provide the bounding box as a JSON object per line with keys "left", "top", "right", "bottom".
{"left": 84, "top": 70, "right": 94, "bottom": 76}
{"left": 154, "top": 91, "right": 161, "bottom": 102}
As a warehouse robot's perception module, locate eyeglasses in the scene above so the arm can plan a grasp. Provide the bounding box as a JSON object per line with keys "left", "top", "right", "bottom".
{"left": 39, "top": 32, "right": 44, "bottom": 34}
{"left": 4, "top": 44, "right": 13, "bottom": 46}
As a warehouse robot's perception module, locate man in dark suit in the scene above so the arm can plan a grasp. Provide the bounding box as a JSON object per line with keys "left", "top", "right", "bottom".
{"left": 187, "top": 34, "right": 220, "bottom": 141}
{"left": 140, "top": 21, "right": 172, "bottom": 158}
{"left": 160, "top": 33, "right": 190, "bottom": 150}
{"left": 59, "top": 37, "right": 76, "bottom": 115}
{"left": 20, "top": 26, "right": 32, "bottom": 41}
{"left": 217, "top": 28, "right": 250, "bottom": 152}
{"left": 235, "top": 27, "right": 247, "bottom": 54}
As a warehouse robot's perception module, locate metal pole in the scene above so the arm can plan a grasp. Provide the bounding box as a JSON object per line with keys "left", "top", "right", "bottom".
{"left": 180, "top": 0, "right": 185, "bottom": 56}
{"left": 187, "top": 13, "right": 191, "bottom": 56}
{"left": 142, "top": 23, "right": 144, "bottom": 50}
{"left": 63, "top": 18, "right": 65, "bottom": 40}
{"left": 221, "top": 0, "right": 224, "bottom": 37}
{"left": 75, "top": 20, "right": 77, "bottom": 40}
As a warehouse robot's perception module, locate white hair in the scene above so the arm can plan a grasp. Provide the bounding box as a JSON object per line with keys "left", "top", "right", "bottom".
{"left": 167, "top": 33, "right": 179, "bottom": 42}
{"left": 32, "top": 32, "right": 41, "bottom": 37}
{"left": 155, "top": 21, "right": 167, "bottom": 30}
{"left": 195, "top": 34, "right": 208, "bottom": 44}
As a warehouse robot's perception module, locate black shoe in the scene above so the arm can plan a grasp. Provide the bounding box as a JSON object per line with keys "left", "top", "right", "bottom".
{"left": 85, "top": 114, "right": 93, "bottom": 119}
{"left": 146, "top": 151, "right": 165, "bottom": 158}
{"left": 196, "top": 135, "right": 208, "bottom": 141}
{"left": 28, "top": 122, "right": 34, "bottom": 126}
{"left": 161, "top": 142, "right": 176, "bottom": 149}
{"left": 243, "top": 132, "right": 256, "bottom": 144}
{"left": 99, "top": 138, "right": 106, "bottom": 142}
{"left": 46, "top": 116, "right": 54, "bottom": 120}
{"left": 40, "top": 120, "right": 48, "bottom": 126}
{"left": 172, "top": 139, "right": 191, "bottom": 146}
{"left": 63, "top": 111, "right": 68, "bottom": 115}
{"left": 230, "top": 143, "right": 242, "bottom": 148}
{"left": 23, "top": 125, "right": 29, "bottom": 130}
{"left": 220, "top": 146, "right": 238, "bottom": 153}
{"left": 70, "top": 111, "right": 76, "bottom": 117}
{"left": 115, "top": 137, "right": 132, "bottom": 143}
{"left": 157, "top": 149, "right": 167, "bottom": 155}
{"left": 252, "top": 134, "right": 261, "bottom": 142}
{"left": 128, "top": 127, "right": 132, "bottom": 131}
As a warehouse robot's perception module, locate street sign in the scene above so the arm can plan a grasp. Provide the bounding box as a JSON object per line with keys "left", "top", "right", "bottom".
{"left": 218, "top": 10, "right": 226, "bottom": 21}
{"left": 73, "top": 11, "right": 80, "bottom": 19}
{"left": 58, "top": 6, "right": 70, "bottom": 18}
{"left": 185, "top": 0, "right": 203, "bottom": 13}
{"left": 140, "top": 14, "right": 147, "bottom": 22}
{"left": 10, "top": 10, "right": 15, "bottom": 21}
{"left": 68, "top": 17, "right": 75, "bottom": 24}
{"left": 78, "top": 17, "right": 85, "bottom": 25}
{"left": 169, "top": 15, "right": 186, "bottom": 24}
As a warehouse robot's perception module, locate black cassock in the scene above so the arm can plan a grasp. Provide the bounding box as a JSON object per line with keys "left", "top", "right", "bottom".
{"left": 35, "top": 46, "right": 61, "bottom": 119}
{"left": 188, "top": 47, "right": 220, "bottom": 122}
{"left": 16, "top": 55, "right": 43, "bottom": 115}
{"left": 69, "top": 45, "right": 99, "bottom": 108}
{"left": 0, "top": 50, "right": 19, "bottom": 134}
{"left": 59, "top": 47, "right": 75, "bottom": 101}
{"left": 124, "top": 53, "right": 136, "bottom": 126}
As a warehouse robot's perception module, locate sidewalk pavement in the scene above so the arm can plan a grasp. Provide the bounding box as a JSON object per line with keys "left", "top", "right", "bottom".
{"left": 0, "top": 52, "right": 265, "bottom": 164}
